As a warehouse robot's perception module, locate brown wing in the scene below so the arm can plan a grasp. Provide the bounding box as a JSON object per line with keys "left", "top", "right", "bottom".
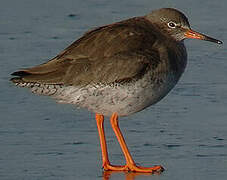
{"left": 11, "top": 17, "right": 161, "bottom": 86}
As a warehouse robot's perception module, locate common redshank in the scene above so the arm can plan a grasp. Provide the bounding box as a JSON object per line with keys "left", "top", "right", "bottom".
{"left": 11, "top": 8, "right": 222, "bottom": 173}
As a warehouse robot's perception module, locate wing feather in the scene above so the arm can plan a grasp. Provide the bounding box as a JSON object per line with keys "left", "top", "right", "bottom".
{"left": 11, "top": 17, "right": 161, "bottom": 86}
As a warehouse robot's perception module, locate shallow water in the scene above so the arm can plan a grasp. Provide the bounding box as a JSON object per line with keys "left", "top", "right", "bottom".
{"left": 0, "top": 0, "right": 227, "bottom": 180}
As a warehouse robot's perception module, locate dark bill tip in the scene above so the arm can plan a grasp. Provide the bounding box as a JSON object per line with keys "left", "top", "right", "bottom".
{"left": 184, "top": 29, "right": 223, "bottom": 45}
{"left": 216, "top": 39, "right": 223, "bottom": 44}
{"left": 203, "top": 34, "right": 223, "bottom": 44}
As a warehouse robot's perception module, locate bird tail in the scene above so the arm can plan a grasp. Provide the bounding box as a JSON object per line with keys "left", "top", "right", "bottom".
{"left": 10, "top": 69, "right": 63, "bottom": 96}
{"left": 11, "top": 70, "right": 31, "bottom": 84}
{"left": 10, "top": 57, "right": 70, "bottom": 86}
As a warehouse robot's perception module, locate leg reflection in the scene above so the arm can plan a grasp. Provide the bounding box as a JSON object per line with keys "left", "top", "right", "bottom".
{"left": 102, "top": 170, "right": 161, "bottom": 180}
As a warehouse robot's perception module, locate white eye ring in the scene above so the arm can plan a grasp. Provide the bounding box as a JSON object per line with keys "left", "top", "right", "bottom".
{"left": 167, "top": 21, "right": 177, "bottom": 28}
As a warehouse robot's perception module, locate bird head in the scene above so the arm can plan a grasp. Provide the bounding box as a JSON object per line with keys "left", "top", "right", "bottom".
{"left": 146, "top": 8, "right": 222, "bottom": 44}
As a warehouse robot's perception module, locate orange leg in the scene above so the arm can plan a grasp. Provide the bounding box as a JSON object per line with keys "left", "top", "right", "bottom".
{"left": 96, "top": 114, "right": 124, "bottom": 170}
{"left": 110, "top": 113, "right": 164, "bottom": 173}
{"left": 96, "top": 113, "right": 164, "bottom": 173}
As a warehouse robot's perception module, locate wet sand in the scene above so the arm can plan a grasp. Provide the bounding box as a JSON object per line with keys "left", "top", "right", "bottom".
{"left": 0, "top": 0, "right": 226, "bottom": 179}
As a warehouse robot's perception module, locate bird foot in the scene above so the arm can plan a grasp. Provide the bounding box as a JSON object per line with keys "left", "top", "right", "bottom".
{"left": 103, "top": 163, "right": 164, "bottom": 174}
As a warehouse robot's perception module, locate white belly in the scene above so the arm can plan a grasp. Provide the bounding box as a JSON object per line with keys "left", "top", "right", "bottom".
{"left": 54, "top": 71, "right": 178, "bottom": 117}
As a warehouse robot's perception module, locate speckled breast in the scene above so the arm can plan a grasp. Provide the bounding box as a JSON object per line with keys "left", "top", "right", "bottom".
{"left": 52, "top": 70, "right": 180, "bottom": 117}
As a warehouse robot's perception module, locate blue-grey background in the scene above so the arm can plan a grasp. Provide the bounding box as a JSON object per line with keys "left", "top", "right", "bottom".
{"left": 0, "top": 0, "right": 226, "bottom": 180}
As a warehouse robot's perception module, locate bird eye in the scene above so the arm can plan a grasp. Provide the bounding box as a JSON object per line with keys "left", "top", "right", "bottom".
{"left": 167, "top": 21, "right": 177, "bottom": 28}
